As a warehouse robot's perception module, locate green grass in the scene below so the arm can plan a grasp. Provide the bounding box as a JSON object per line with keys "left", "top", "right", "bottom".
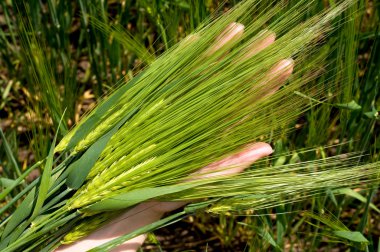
{"left": 0, "top": 0, "right": 379, "bottom": 251}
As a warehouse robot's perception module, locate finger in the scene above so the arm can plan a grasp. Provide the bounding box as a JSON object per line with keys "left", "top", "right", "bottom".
{"left": 193, "top": 142, "right": 273, "bottom": 179}
{"left": 146, "top": 142, "right": 273, "bottom": 213}
{"left": 242, "top": 31, "right": 276, "bottom": 59}
{"left": 266, "top": 58, "right": 294, "bottom": 84}
{"left": 257, "top": 58, "right": 294, "bottom": 96}
{"left": 207, "top": 22, "right": 245, "bottom": 55}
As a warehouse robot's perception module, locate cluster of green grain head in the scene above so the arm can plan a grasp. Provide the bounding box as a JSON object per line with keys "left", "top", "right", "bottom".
{"left": 62, "top": 0, "right": 355, "bottom": 212}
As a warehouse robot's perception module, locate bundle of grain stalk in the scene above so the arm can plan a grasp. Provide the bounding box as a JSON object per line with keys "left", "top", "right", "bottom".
{"left": 0, "top": 0, "right": 379, "bottom": 251}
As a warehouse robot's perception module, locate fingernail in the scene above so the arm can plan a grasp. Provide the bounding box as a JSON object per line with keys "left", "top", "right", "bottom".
{"left": 210, "top": 22, "right": 245, "bottom": 54}
{"left": 244, "top": 30, "right": 276, "bottom": 59}
{"left": 224, "top": 22, "right": 245, "bottom": 36}
{"left": 258, "top": 30, "right": 276, "bottom": 42}
{"left": 243, "top": 143, "right": 274, "bottom": 160}
{"left": 277, "top": 58, "right": 294, "bottom": 72}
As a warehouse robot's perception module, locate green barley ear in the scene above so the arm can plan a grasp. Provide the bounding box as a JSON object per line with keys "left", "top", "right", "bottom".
{"left": 55, "top": 0, "right": 351, "bottom": 154}
{"left": 66, "top": 0, "right": 356, "bottom": 210}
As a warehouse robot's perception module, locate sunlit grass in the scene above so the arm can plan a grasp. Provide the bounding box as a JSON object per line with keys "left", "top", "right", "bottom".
{"left": 0, "top": 0, "right": 379, "bottom": 251}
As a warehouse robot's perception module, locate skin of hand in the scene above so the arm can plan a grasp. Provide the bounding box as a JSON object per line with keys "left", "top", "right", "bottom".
{"left": 56, "top": 23, "right": 294, "bottom": 252}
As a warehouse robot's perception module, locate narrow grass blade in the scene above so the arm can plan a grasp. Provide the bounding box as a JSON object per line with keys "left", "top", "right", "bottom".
{"left": 30, "top": 113, "right": 64, "bottom": 219}
{"left": 334, "top": 188, "right": 380, "bottom": 213}
{"left": 0, "top": 188, "right": 35, "bottom": 242}
{"left": 0, "top": 178, "right": 16, "bottom": 188}
{"left": 0, "top": 128, "right": 21, "bottom": 177}
{"left": 333, "top": 231, "right": 368, "bottom": 243}
{"left": 334, "top": 100, "right": 362, "bottom": 110}
{"left": 0, "top": 160, "right": 43, "bottom": 201}
{"left": 0, "top": 156, "right": 71, "bottom": 217}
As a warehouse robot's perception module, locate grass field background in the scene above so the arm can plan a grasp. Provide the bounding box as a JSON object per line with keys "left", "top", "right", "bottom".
{"left": 0, "top": 0, "right": 379, "bottom": 251}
